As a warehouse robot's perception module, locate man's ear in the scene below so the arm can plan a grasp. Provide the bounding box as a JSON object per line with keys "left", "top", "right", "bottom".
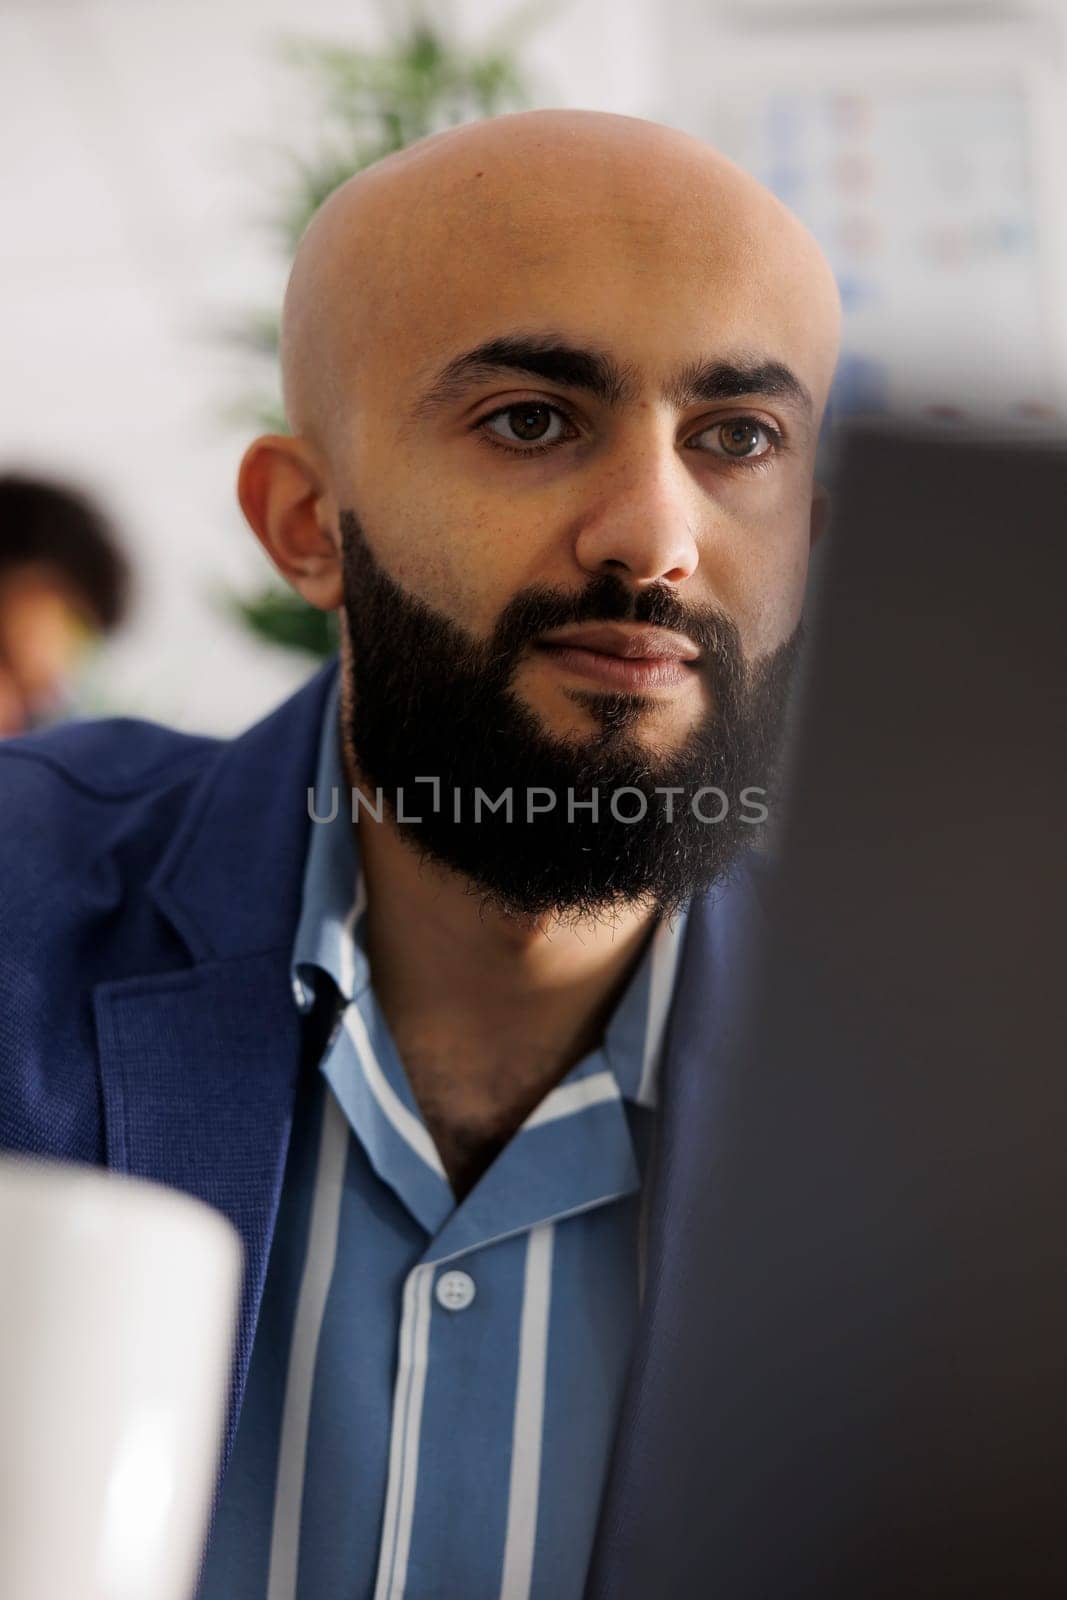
{"left": 237, "top": 435, "right": 342, "bottom": 611}
{"left": 810, "top": 480, "right": 831, "bottom": 551}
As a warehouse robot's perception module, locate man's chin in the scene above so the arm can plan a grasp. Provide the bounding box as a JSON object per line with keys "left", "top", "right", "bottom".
{"left": 513, "top": 680, "right": 705, "bottom": 757}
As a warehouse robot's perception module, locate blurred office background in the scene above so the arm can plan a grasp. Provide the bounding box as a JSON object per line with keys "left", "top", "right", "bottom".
{"left": 2, "top": 0, "right": 1065, "bottom": 734}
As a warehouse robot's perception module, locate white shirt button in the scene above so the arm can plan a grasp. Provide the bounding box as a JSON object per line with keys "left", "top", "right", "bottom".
{"left": 435, "top": 1270, "right": 476, "bottom": 1312}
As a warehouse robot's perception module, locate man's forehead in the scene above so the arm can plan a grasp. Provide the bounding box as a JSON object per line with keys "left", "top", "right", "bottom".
{"left": 369, "top": 201, "right": 804, "bottom": 327}
{"left": 281, "top": 112, "right": 841, "bottom": 443}
{"left": 355, "top": 216, "right": 835, "bottom": 411}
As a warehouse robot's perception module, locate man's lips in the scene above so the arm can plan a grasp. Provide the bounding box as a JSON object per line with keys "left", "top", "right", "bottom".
{"left": 532, "top": 623, "right": 701, "bottom": 691}
{"left": 534, "top": 623, "right": 701, "bottom": 661}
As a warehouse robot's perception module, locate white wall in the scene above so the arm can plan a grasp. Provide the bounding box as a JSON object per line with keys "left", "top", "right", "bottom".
{"left": 2, "top": 0, "right": 1064, "bottom": 734}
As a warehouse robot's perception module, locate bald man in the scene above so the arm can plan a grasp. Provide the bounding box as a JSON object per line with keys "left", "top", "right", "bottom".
{"left": 0, "top": 111, "right": 839, "bottom": 1598}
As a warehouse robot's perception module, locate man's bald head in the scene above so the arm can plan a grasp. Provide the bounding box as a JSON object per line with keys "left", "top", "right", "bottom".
{"left": 279, "top": 109, "right": 840, "bottom": 455}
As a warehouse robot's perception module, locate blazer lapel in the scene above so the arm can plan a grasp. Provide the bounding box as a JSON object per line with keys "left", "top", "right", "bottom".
{"left": 586, "top": 857, "right": 770, "bottom": 1598}
{"left": 92, "top": 659, "right": 338, "bottom": 1465}
{"left": 93, "top": 953, "right": 302, "bottom": 1453}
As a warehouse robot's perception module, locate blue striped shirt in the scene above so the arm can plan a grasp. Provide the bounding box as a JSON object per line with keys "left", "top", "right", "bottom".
{"left": 202, "top": 670, "right": 691, "bottom": 1599}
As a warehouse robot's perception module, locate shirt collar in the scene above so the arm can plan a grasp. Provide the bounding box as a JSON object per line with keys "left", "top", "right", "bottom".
{"left": 601, "top": 899, "right": 691, "bottom": 1109}
{"left": 290, "top": 666, "right": 370, "bottom": 1011}
{"left": 290, "top": 664, "right": 690, "bottom": 1109}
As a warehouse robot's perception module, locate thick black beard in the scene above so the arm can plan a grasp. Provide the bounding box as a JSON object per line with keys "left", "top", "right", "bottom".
{"left": 338, "top": 507, "right": 802, "bottom": 922}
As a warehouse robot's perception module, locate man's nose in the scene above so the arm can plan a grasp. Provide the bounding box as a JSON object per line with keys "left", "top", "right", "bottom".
{"left": 571, "top": 434, "right": 701, "bottom": 587}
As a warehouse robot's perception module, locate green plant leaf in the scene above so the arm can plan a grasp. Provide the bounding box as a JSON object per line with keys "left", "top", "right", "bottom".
{"left": 228, "top": 588, "right": 338, "bottom": 659}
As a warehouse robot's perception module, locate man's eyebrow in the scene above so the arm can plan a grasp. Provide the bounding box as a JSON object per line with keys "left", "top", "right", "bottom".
{"left": 410, "top": 335, "right": 635, "bottom": 418}
{"left": 409, "top": 334, "right": 813, "bottom": 422}
{"left": 663, "top": 357, "right": 814, "bottom": 420}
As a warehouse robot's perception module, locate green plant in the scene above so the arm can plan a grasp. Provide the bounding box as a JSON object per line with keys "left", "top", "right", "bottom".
{"left": 228, "top": 9, "right": 541, "bottom": 660}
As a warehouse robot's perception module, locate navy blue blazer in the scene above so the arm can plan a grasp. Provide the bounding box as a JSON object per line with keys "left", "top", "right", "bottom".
{"left": 0, "top": 658, "right": 769, "bottom": 1593}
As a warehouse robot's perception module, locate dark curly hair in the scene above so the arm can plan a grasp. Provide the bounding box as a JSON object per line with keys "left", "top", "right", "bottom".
{"left": 0, "top": 472, "right": 130, "bottom": 630}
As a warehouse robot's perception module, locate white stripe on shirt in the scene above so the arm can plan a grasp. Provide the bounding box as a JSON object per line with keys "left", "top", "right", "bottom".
{"left": 374, "top": 1263, "right": 436, "bottom": 1599}
{"left": 266, "top": 1089, "right": 350, "bottom": 1600}
{"left": 637, "top": 911, "right": 687, "bottom": 1107}
{"left": 499, "top": 1223, "right": 555, "bottom": 1599}
{"left": 343, "top": 1005, "right": 448, "bottom": 1179}
{"left": 337, "top": 886, "right": 364, "bottom": 997}
{"left": 524, "top": 1071, "right": 620, "bottom": 1130}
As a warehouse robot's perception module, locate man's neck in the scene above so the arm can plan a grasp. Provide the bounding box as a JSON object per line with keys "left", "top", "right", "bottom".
{"left": 352, "top": 797, "right": 658, "bottom": 1197}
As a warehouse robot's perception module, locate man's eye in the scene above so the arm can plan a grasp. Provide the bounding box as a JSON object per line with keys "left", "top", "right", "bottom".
{"left": 689, "top": 418, "right": 780, "bottom": 460}
{"left": 482, "top": 403, "right": 571, "bottom": 449}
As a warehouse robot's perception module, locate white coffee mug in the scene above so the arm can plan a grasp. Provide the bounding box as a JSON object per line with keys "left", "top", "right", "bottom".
{"left": 0, "top": 1156, "right": 243, "bottom": 1600}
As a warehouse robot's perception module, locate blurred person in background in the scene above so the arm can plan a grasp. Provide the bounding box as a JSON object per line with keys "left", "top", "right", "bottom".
{"left": 0, "top": 473, "right": 129, "bottom": 736}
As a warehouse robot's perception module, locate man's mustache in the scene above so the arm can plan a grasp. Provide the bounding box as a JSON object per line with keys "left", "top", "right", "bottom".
{"left": 488, "top": 573, "right": 740, "bottom": 668}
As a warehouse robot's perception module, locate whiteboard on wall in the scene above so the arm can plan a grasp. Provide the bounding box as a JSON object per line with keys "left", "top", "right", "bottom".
{"left": 694, "top": 11, "right": 1067, "bottom": 428}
